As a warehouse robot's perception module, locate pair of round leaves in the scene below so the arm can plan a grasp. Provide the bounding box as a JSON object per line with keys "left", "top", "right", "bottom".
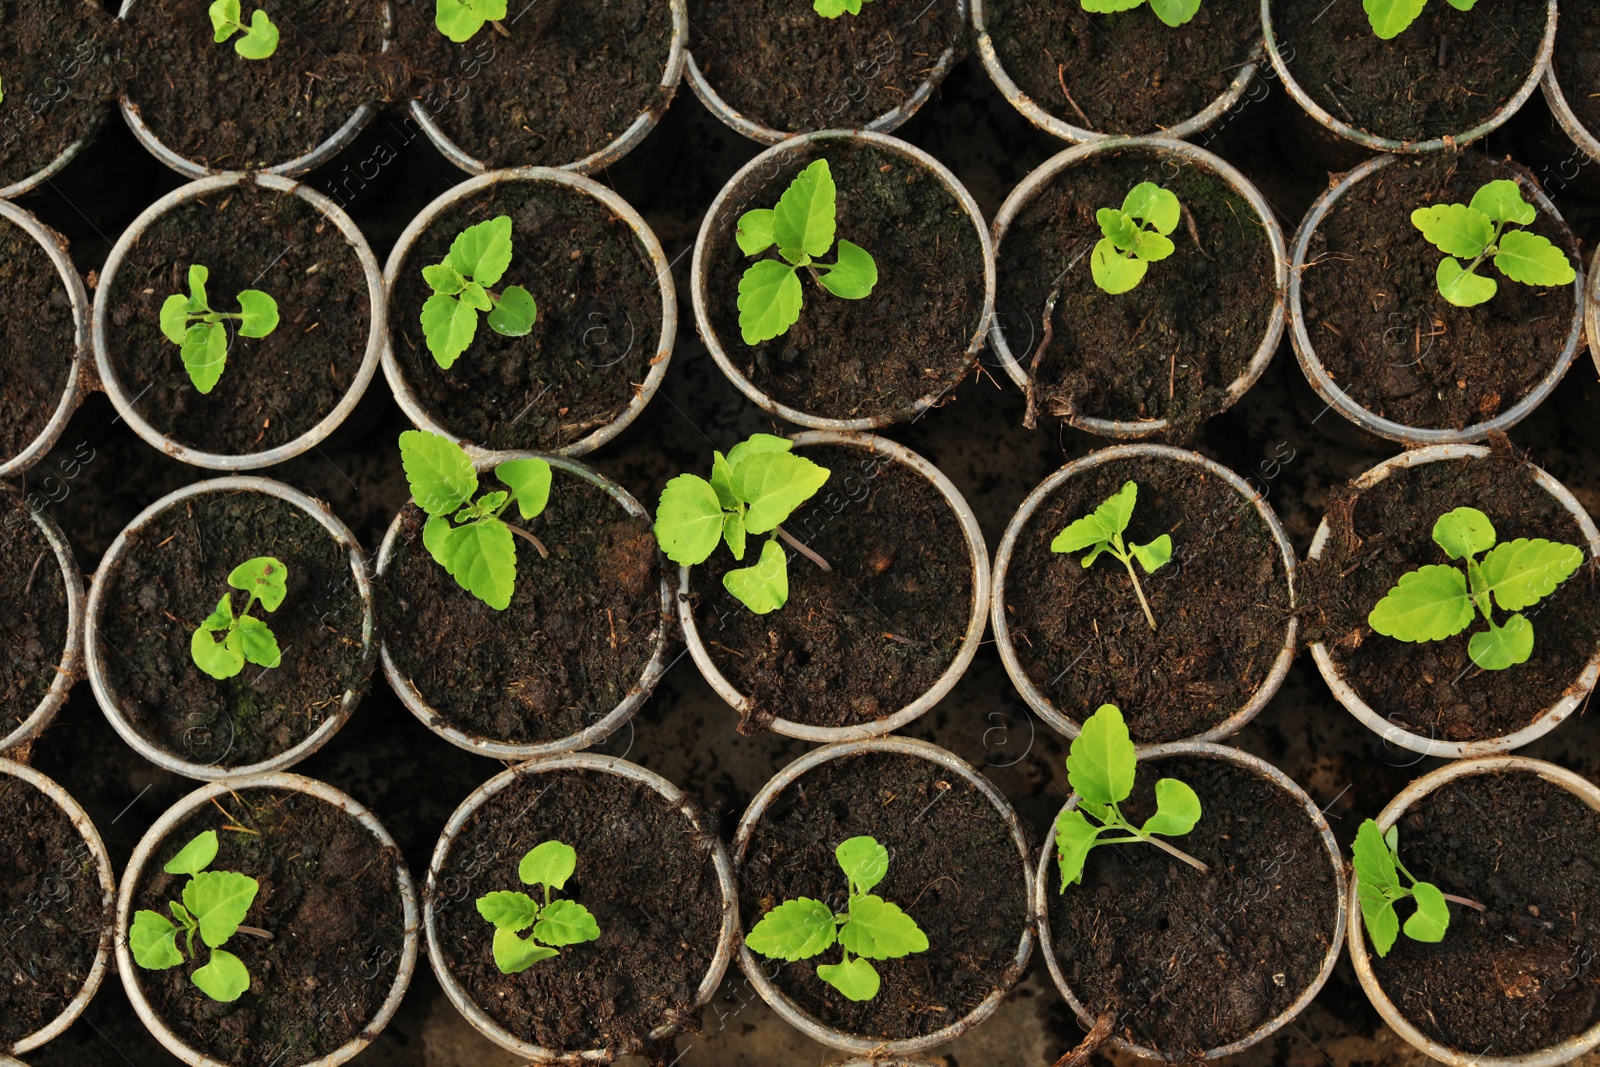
{"left": 1366, "top": 0, "right": 1477, "bottom": 40}
{"left": 1091, "top": 182, "right": 1181, "bottom": 296}
{"left": 474, "top": 840, "right": 602, "bottom": 974}
{"left": 191, "top": 556, "right": 288, "bottom": 680}
{"left": 128, "top": 830, "right": 261, "bottom": 1002}
{"left": 1080, "top": 0, "right": 1202, "bottom": 28}
{"left": 159, "top": 264, "right": 281, "bottom": 394}
{"left": 436, "top": 0, "right": 507, "bottom": 42}
{"left": 209, "top": 0, "right": 279, "bottom": 59}
{"left": 1411, "top": 180, "right": 1576, "bottom": 308}
{"left": 421, "top": 215, "right": 538, "bottom": 369}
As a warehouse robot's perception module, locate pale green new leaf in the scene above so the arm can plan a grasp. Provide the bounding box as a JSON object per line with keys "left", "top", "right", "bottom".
{"left": 814, "top": 0, "right": 868, "bottom": 15}
{"left": 736, "top": 209, "right": 777, "bottom": 256}
{"left": 1132, "top": 230, "right": 1176, "bottom": 263}
{"left": 228, "top": 556, "right": 287, "bottom": 611}
{"left": 181, "top": 322, "right": 228, "bottom": 394}
{"left": 1364, "top": 0, "right": 1427, "bottom": 39}
{"left": 723, "top": 510, "right": 747, "bottom": 560}
{"left": 229, "top": 615, "right": 281, "bottom": 668}
{"left": 736, "top": 451, "right": 830, "bottom": 533}
{"left": 1065, "top": 703, "right": 1136, "bottom": 807}
{"left": 1051, "top": 513, "right": 1111, "bottom": 555}
{"left": 1403, "top": 881, "right": 1451, "bottom": 943}
{"left": 130, "top": 910, "right": 185, "bottom": 970}
{"left": 423, "top": 263, "right": 465, "bottom": 295}
{"left": 1140, "top": 778, "right": 1201, "bottom": 837}
{"left": 1436, "top": 257, "right": 1498, "bottom": 307}
{"left": 1095, "top": 482, "right": 1138, "bottom": 538}
{"left": 1410, "top": 203, "right": 1492, "bottom": 259}
{"left": 744, "top": 897, "right": 837, "bottom": 961}
{"left": 421, "top": 292, "right": 479, "bottom": 369}
{"left": 1368, "top": 564, "right": 1472, "bottom": 642}
{"left": 435, "top": 0, "right": 504, "bottom": 41}
{"left": 1091, "top": 239, "right": 1149, "bottom": 294}
{"left": 836, "top": 836, "right": 890, "bottom": 896}
{"left": 165, "top": 831, "right": 219, "bottom": 877}
{"left": 1147, "top": 0, "right": 1202, "bottom": 25}
{"left": 423, "top": 515, "right": 517, "bottom": 609}
{"left": 1055, "top": 807, "right": 1104, "bottom": 889}
{"left": 235, "top": 290, "right": 278, "bottom": 338}
{"left": 183, "top": 870, "right": 260, "bottom": 949}
{"left": 839, "top": 895, "right": 929, "bottom": 960}
{"left": 233, "top": 10, "right": 279, "bottom": 59}
{"left": 654, "top": 474, "right": 725, "bottom": 566}
{"left": 187, "top": 263, "right": 210, "bottom": 311}
{"left": 492, "top": 927, "right": 559, "bottom": 973}
{"left": 1082, "top": 0, "right": 1145, "bottom": 11}
{"left": 1469, "top": 179, "right": 1536, "bottom": 226}
{"left": 1123, "top": 182, "right": 1180, "bottom": 234}
{"left": 520, "top": 840, "right": 578, "bottom": 890}
{"left": 488, "top": 285, "right": 537, "bottom": 337}
{"left": 737, "top": 260, "right": 803, "bottom": 345}
{"left": 201, "top": 594, "right": 234, "bottom": 632}
{"left": 209, "top": 0, "right": 240, "bottom": 39}
{"left": 1351, "top": 819, "right": 1400, "bottom": 895}
{"left": 726, "top": 433, "right": 793, "bottom": 467}
{"left": 1494, "top": 230, "right": 1576, "bottom": 288}
{"left": 1479, "top": 538, "right": 1584, "bottom": 611}
{"left": 1096, "top": 209, "right": 1141, "bottom": 253}
{"left": 458, "top": 282, "right": 491, "bottom": 312}
{"left": 723, "top": 537, "right": 788, "bottom": 614}
{"left": 476, "top": 891, "right": 541, "bottom": 933}
{"left": 817, "top": 239, "right": 878, "bottom": 299}
{"left": 1431, "top": 507, "right": 1496, "bottom": 561}
{"left": 1467, "top": 614, "right": 1535, "bottom": 670}
{"left": 772, "top": 159, "right": 838, "bottom": 259}
{"left": 192, "top": 949, "right": 251, "bottom": 1001}
{"left": 191, "top": 629, "right": 245, "bottom": 679}
{"left": 495, "top": 457, "right": 552, "bottom": 520}
{"left": 533, "top": 899, "right": 601, "bottom": 947}
{"left": 1131, "top": 534, "right": 1172, "bottom": 574}
{"left": 710, "top": 451, "right": 738, "bottom": 508}
{"left": 446, "top": 215, "right": 514, "bottom": 286}
{"left": 160, "top": 294, "right": 191, "bottom": 345}
{"left": 816, "top": 956, "right": 879, "bottom": 1000}
{"left": 1359, "top": 886, "right": 1401, "bottom": 957}
{"left": 400, "top": 430, "right": 478, "bottom": 517}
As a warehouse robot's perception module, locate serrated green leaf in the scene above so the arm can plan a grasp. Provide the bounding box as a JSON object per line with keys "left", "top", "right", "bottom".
{"left": 1411, "top": 203, "right": 1493, "bottom": 259}
{"left": 724, "top": 537, "right": 788, "bottom": 614}
{"left": 710, "top": 451, "right": 738, "bottom": 509}
{"left": 1096, "top": 482, "right": 1138, "bottom": 538}
{"left": 840, "top": 895, "right": 928, "bottom": 960}
{"left": 423, "top": 263, "right": 465, "bottom": 295}
{"left": 1092, "top": 239, "right": 1149, "bottom": 294}
{"left": 736, "top": 209, "right": 777, "bottom": 256}
{"left": 1359, "top": 886, "right": 1401, "bottom": 957}
{"left": 737, "top": 260, "right": 803, "bottom": 345}
{"left": 773, "top": 159, "right": 837, "bottom": 259}
{"left": 1404, "top": 881, "right": 1451, "bottom": 942}
{"left": 400, "top": 430, "right": 478, "bottom": 517}
{"left": 726, "top": 434, "right": 793, "bottom": 467}
{"left": 235, "top": 290, "right": 278, "bottom": 338}
{"left": 492, "top": 927, "right": 559, "bottom": 973}
{"left": 836, "top": 836, "right": 889, "bottom": 895}
{"left": 655, "top": 474, "right": 725, "bottom": 566}
{"left": 192, "top": 948, "right": 251, "bottom": 1001}
{"left": 458, "top": 282, "right": 491, "bottom": 313}
{"left": 1494, "top": 230, "right": 1577, "bottom": 288}
{"left": 1469, "top": 180, "right": 1536, "bottom": 226}
{"left": 1352, "top": 820, "right": 1400, "bottom": 894}
{"left": 446, "top": 215, "right": 514, "bottom": 286}
{"left": 495, "top": 458, "right": 551, "bottom": 521}
{"left": 1147, "top": 0, "right": 1202, "bottom": 25}
{"left": 1140, "top": 778, "right": 1201, "bottom": 837}
{"left": 817, "top": 239, "right": 877, "bottom": 299}
{"left": 1479, "top": 538, "right": 1584, "bottom": 611}
{"left": 745, "top": 897, "right": 837, "bottom": 961}
{"left": 165, "top": 831, "right": 219, "bottom": 877}
{"left": 181, "top": 321, "right": 228, "bottom": 394}
{"left": 160, "top": 294, "right": 192, "bottom": 345}
{"left": 187, "top": 263, "right": 210, "bottom": 311}
{"left": 233, "top": 9, "right": 278, "bottom": 59}
{"left": 1097, "top": 209, "right": 1140, "bottom": 252}
{"left": 519, "top": 840, "right": 577, "bottom": 890}
{"left": 1066, "top": 704, "right": 1137, "bottom": 807}
{"left": 488, "top": 285, "right": 537, "bottom": 337}
{"left": 1055, "top": 807, "right": 1104, "bottom": 889}
{"left": 533, "top": 898, "right": 600, "bottom": 947}
{"left": 736, "top": 451, "right": 830, "bottom": 533}
{"left": 1432, "top": 507, "right": 1496, "bottom": 561}
{"left": 1132, "top": 230, "right": 1176, "bottom": 263}
{"left": 1131, "top": 534, "right": 1172, "bottom": 574}
{"left": 1368, "top": 564, "right": 1472, "bottom": 642}
{"left": 130, "top": 909, "right": 185, "bottom": 970}
{"left": 228, "top": 556, "right": 287, "bottom": 611}
{"left": 1364, "top": 0, "right": 1427, "bottom": 38}
{"left": 191, "top": 628, "right": 245, "bottom": 679}
{"left": 229, "top": 615, "right": 281, "bottom": 668}
{"left": 201, "top": 594, "right": 234, "bottom": 633}
{"left": 183, "top": 870, "right": 259, "bottom": 949}
{"left": 1468, "top": 614, "right": 1535, "bottom": 670}
{"left": 723, "top": 510, "right": 747, "bottom": 560}
{"left": 817, "top": 956, "right": 880, "bottom": 1000}
{"left": 423, "top": 515, "right": 517, "bottom": 609}
{"left": 476, "top": 891, "right": 541, "bottom": 933}
{"left": 1051, "top": 513, "right": 1111, "bottom": 555}
{"left": 1123, "top": 182, "right": 1180, "bottom": 234}
{"left": 1436, "top": 257, "right": 1498, "bottom": 308}
{"left": 421, "top": 292, "right": 479, "bottom": 369}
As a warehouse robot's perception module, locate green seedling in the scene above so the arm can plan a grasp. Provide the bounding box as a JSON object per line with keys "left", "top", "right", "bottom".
{"left": 735, "top": 159, "right": 878, "bottom": 345}
{"left": 1353, "top": 818, "right": 1483, "bottom": 957}
{"left": 128, "top": 830, "right": 264, "bottom": 1002}
{"left": 191, "top": 557, "right": 287, "bottom": 680}
{"left": 209, "top": 0, "right": 279, "bottom": 58}
{"left": 436, "top": 0, "right": 506, "bottom": 42}
{"left": 744, "top": 835, "right": 928, "bottom": 1002}
{"left": 1365, "top": 0, "right": 1475, "bottom": 40}
{"left": 1091, "top": 182, "right": 1180, "bottom": 295}
{"left": 1051, "top": 480, "right": 1172, "bottom": 631}
{"left": 1081, "top": 0, "right": 1202, "bottom": 27}
{"left": 814, "top": 0, "right": 872, "bottom": 15}
{"left": 398, "top": 430, "right": 552, "bottom": 610}
{"left": 475, "top": 840, "right": 601, "bottom": 974}
{"left": 1411, "top": 179, "right": 1575, "bottom": 307}
{"left": 654, "top": 434, "right": 830, "bottom": 615}
{"left": 161, "top": 264, "right": 280, "bottom": 394}
{"left": 1055, "top": 703, "right": 1206, "bottom": 889}
{"left": 421, "top": 215, "right": 538, "bottom": 369}
{"left": 1368, "top": 506, "right": 1583, "bottom": 671}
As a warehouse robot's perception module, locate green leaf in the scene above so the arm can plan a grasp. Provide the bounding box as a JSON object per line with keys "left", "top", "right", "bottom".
{"left": 1364, "top": 0, "right": 1427, "bottom": 38}
{"left": 1055, "top": 807, "right": 1105, "bottom": 889}
{"left": 836, "top": 836, "right": 889, "bottom": 896}
{"left": 492, "top": 927, "right": 559, "bottom": 973}
{"left": 726, "top": 434, "right": 793, "bottom": 467}
{"left": 1443, "top": 0, "right": 1476, "bottom": 8}
{"left": 737, "top": 260, "right": 803, "bottom": 345}
{"left": 423, "top": 515, "right": 517, "bottom": 610}
{"left": 1436, "top": 257, "right": 1498, "bottom": 308}
{"left": 1140, "top": 778, "right": 1201, "bottom": 837}
{"left": 235, "top": 290, "right": 278, "bottom": 338}
{"left": 745, "top": 897, "right": 837, "bottom": 961}
{"left": 773, "top": 159, "right": 837, "bottom": 260}
{"left": 458, "top": 282, "right": 492, "bottom": 313}
{"left": 181, "top": 322, "right": 228, "bottom": 394}
{"left": 160, "top": 294, "right": 192, "bottom": 345}
{"left": 422, "top": 263, "right": 465, "bottom": 295}
{"left": 209, "top": 0, "right": 241, "bottom": 39}
{"left": 130, "top": 910, "right": 185, "bottom": 970}
{"left": 421, "top": 292, "right": 479, "bottom": 369}
{"left": 654, "top": 474, "right": 726, "bottom": 566}
{"left": 1147, "top": 0, "right": 1202, "bottom": 25}
{"left": 1352, "top": 820, "right": 1401, "bottom": 895}
{"left": 191, "top": 628, "right": 245, "bottom": 680}
{"left": 1066, "top": 703, "right": 1137, "bottom": 807}
{"left": 488, "top": 285, "right": 537, "bottom": 337}
{"left": 1469, "top": 180, "right": 1536, "bottom": 226}
{"left": 187, "top": 263, "right": 210, "bottom": 311}
{"left": 723, "top": 537, "right": 788, "bottom": 614}
{"left": 839, "top": 895, "right": 929, "bottom": 960}
{"left": 817, "top": 239, "right": 878, "bottom": 299}
{"left": 1051, "top": 513, "right": 1111, "bottom": 555}
{"left": 233, "top": 9, "right": 278, "bottom": 59}
{"left": 1368, "top": 564, "right": 1472, "bottom": 642}
{"left": 1494, "top": 230, "right": 1577, "bottom": 288}
{"left": 736, "top": 451, "right": 830, "bottom": 533}
{"left": 1479, "top": 538, "right": 1584, "bottom": 611}
{"left": 723, "top": 510, "right": 747, "bottom": 561}
{"left": 1359, "top": 886, "right": 1401, "bottom": 957}
{"left": 1122, "top": 182, "right": 1180, "bottom": 234}
{"left": 1097, "top": 209, "right": 1140, "bottom": 252}
{"left": 201, "top": 594, "right": 234, "bottom": 632}
{"left": 816, "top": 956, "right": 880, "bottom": 1001}
{"left": 182, "top": 870, "right": 259, "bottom": 949}
{"left": 533, "top": 898, "right": 601, "bottom": 947}
{"left": 229, "top": 615, "right": 281, "bottom": 668}
{"left": 1403, "top": 881, "right": 1451, "bottom": 942}
{"left": 1094, "top": 482, "right": 1138, "bottom": 539}
{"left": 519, "top": 840, "right": 578, "bottom": 890}
{"left": 1432, "top": 507, "right": 1496, "bottom": 561}
{"left": 1131, "top": 534, "right": 1172, "bottom": 574}
{"left": 400, "top": 430, "right": 478, "bottom": 517}
{"left": 495, "top": 457, "right": 552, "bottom": 521}
{"left": 228, "top": 556, "right": 287, "bottom": 612}
{"left": 435, "top": 0, "right": 490, "bottom": 41}
{"left": 1132, "top": 230, "right": 1176, "bottom": 263}
{"left": 1410, "top": 203, "right": 1493, "bottom": 259}
{"left": 476, "top": 891, "right": 541, "bottom": 933}
{"left": 814, "top": 0, "right": 869, "bottom": 16}
{"left": 192, "top": 948, "right": 251, "bottom": 1001}
{"left": 1468, "top": 614, "right": 1535, "bottom": 671}
{"left": 710, "top": 451, "right": 739, "bottom": 509}
{"left": 1091, "top": 239, "right": 1149, "bottom": 294}
{"left": 165, "top": 831, "right": 219, "bottom": 876}
{"left": 446, "top": 215, "right": 514, "bottom": 286}
{"left": 1082, "top": 0, "right": 1145, "bottom": 11}
{"left": 736, "top": 209, "right": 777, "bottom": 256}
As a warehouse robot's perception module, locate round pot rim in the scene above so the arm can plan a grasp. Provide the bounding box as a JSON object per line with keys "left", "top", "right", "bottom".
{"left": 1, "top": 758, "right": 118, "bottom": 1055}
{"left": 1542, "top": 64, "right": 1600, "bottom": 171}
{"left": 91, "top": 171, "right": 387, "bottom": 470}
{"left": 0, "top": 92, "right": 110, "bottom": 201}
{"left": 0, "top": 198, "right": 91, "bottom": 481}
{"left": 0, "top": 500, "right": 87, "bottom": 754}
{"left": 423, "top": 751, "right": 740, "bottom": 1062}
{"left": 374, "top": 450, "right": 675, "bottom": 760}
{"left": 991, "top": 443, "right": 1299, "bottom": 747}
{"left": 683, "top": 0, "right": 966, "bottom": 145}
{"left": 114, "top": 771, "right": 420, "bottom": 1067}
{"left": 1305, "top": 444, "right": 1600, "bottom": 758}
{"left": 677, "top": 430, "right": 991, "bottom": 742}
{"left": 408, "top": 0, "right": 687, "bottom": 176}
{"left": 689, "top": 127, "right": 997, "bottom": 431}
{"left": 1287, "top": 153, "right": 1586, "bottom": 446}
{"left": 85, "top": 476, "right": 377, "bottom": 780}
{"left": 988, "top": 135, "right": 1288, "bottom": 438}
{"left": 969, "top": 0, "right": 1262, "bottom": 144}
{"left": 379, "top": 166, "right": 676, "bottom": 459}
{"left": 1035, "top": 740, "right": 1349, "bottom": 1061}
{"left": 1260, "top": 0, "right": 1556, "bottom": 153}
{"left": 731, "top": 735, "right": 1036, "bottom": 1055}
{"left": 1348, "top": 755, "right": 1600, "bottom": 1067}
{"left": 1586, "top": 241, "right": 1600, "bottom": 382}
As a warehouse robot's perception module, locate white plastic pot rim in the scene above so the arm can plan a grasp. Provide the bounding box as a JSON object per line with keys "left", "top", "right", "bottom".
{"left": 1347, "top": 756, "right": 1600, "bottom": 1067}
{"left": 379, "top": 167, "right": 676, "bottom": 459}
{"left": 114, "top": 772, "right": 420, "bottom": 1067}
{"left": 1306, "top": 444, "right": 1600, "bottom": 758}
{"left": 1586, "top": 241, "right": 1600, "bottom": 381}
{"left": 0, "top": 97, "right": 108, "bottom": 200}
{"left": 689, "top": 128, "right": 997, "bottom": 431}
{"left": 990, "top": 443, "right": 1298, "bottom": 747}
{"left": 677, "top": 430, "right": 991, "bottom": 742}
{"left": 731, "top": 736, "right": 1036, "bottom": 1056}
{"left": 374, "top": 451, "right": 674, "bottom": 760}
{"left": 1035, "top": 741, "right": 1348, "bottom": 1062}
{"left": 91, "top": 171, "right": 387, "bottom": 470}
{"left": 1542, "top": 65, "right": 1600, "bottom": 170}
{"left": 85, "top": 476, "right": 377, "bottom": 780}
{"left": 423, "top": 752, "right": 740, "bottom": 1063}
{"left": 1, "top": 500, "right": 86, "bottom": 755}
{"left": 987, "top": 136, "right": 1288, "bottom": 439}
{"left": 1287, "top": 154, "right": 1586, "bottom": 447}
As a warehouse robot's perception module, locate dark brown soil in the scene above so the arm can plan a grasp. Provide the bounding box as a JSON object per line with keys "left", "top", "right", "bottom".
{"left": 1002, "top": 453, "right": 1294, "bottom": 744}
{"left": 1299, "top": 447, "right": 1600, "bottom": 743}
{"left": 691, "top": 444, "right": 974, "bottom": 734}
{"left": 690, "top": 0, "right": 963, "bottom": 134}
{"left": 394, "top": 0, "right": 674, "bottom": 169}
{"left": 997, "top": 146, "right": 1278, "bottom": 440}
{"left": 379, "top": 468, "right": 665, "bottom": 745}
{"left": 1554, "top": 1, "right": 1600, "bottom": 138}
{"left": 121, "top": 0, "right": 390, "bottom": 170}
{"left": 0, "top": 770, "right": 107, "bottom": 1047}
{"left": 0, "top": 217, "right": 77, "bottom": 463}
{"left": 431, "top": 767, "right": 725, "bottom": 1057}
{"left": 983, "top": 0, "right": 1261, "bottom": 135}
{"left": 1369, "top": 771, "right": 1600, "bottom": 1055}
{"left": 0, "top": 0, "right": 114, "bottom": 191}
{"left": 1271, "top": 0, "right": 1549, "bottom": 142}
{"left": 703, "top": 141, "right": 987, "bottom": 424}
{"left": 129, "top": 787, "right": 408, "bottom": 1067}
{"left": 98, "top": 489, "right": 370, "bottom": 769}
{"left": 1052, "top": 754, "right": 1340, "bottom": 1057}
{"left": 0, "top": 490, "right": 71, "bottom": 734}
{"left": 388, "top": 179, "right": 663, "bottom": 452}
{"left": 1299, "top": 153, "right": 1579, "bottom": 432}
{"left": 103, "top": 183, "right": 373, "bottom": 457}
{"left": 739, "top": 749, "right": 1028, "bottom": 1039}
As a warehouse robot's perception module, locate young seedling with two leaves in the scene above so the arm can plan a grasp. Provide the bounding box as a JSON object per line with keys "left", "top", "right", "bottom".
{"left": 399, "top": 430, "right": 552, "bottom": 611}
{"left": 209, "top": 0, "right": 279, "bottom": 58}
{"left": 1412, "top": 180, "right": 1576, "bottom": 308}
{"left": 744, "top": 835, "right": 928, "bottom": 1002}
{"left": 815, "top": 0, "right": 872, "bottom": 15}
{"left": 161, "top": 264, "right": 280, "bottom": 394}
{"left": 129, "top": 830, "right": 265, "bottom": 1002}
{"left": 654, "top": 434, "right": 830, "bottom": 615}
{"left": 1368, "top": 506, "right": 1584, "bottom": 671}
{"left": 190, "top": 556, "right": 287, "bottom": 680}
{"left": 1365, "top": 0, "right": 1475, "bottom": 40}
{"left": 1055, "top": 704, "right": 1205, "bottom": 889}
{"left": 436, "top": 0, "right": 506, "bottom": 42}
{"left": 1080, "top": 0, "right": 1202, "bottom": 28}
{"left": 736, "top": 159, "right": 878, "bottom": 345}
{"left": 1352, "top": 818, "right": 1482, "bottom": 957}
{"left": 1051, "top": 480, "right": 1172, "bottom": 631}
{"left": 1091, "top": 182, "right": 1180, "bottom": 295}
{"left": 475, "top": 840, "right": 601, "bottom": 974}
{"left": 421, "top": 215, "right": 538, "bottom": 369}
